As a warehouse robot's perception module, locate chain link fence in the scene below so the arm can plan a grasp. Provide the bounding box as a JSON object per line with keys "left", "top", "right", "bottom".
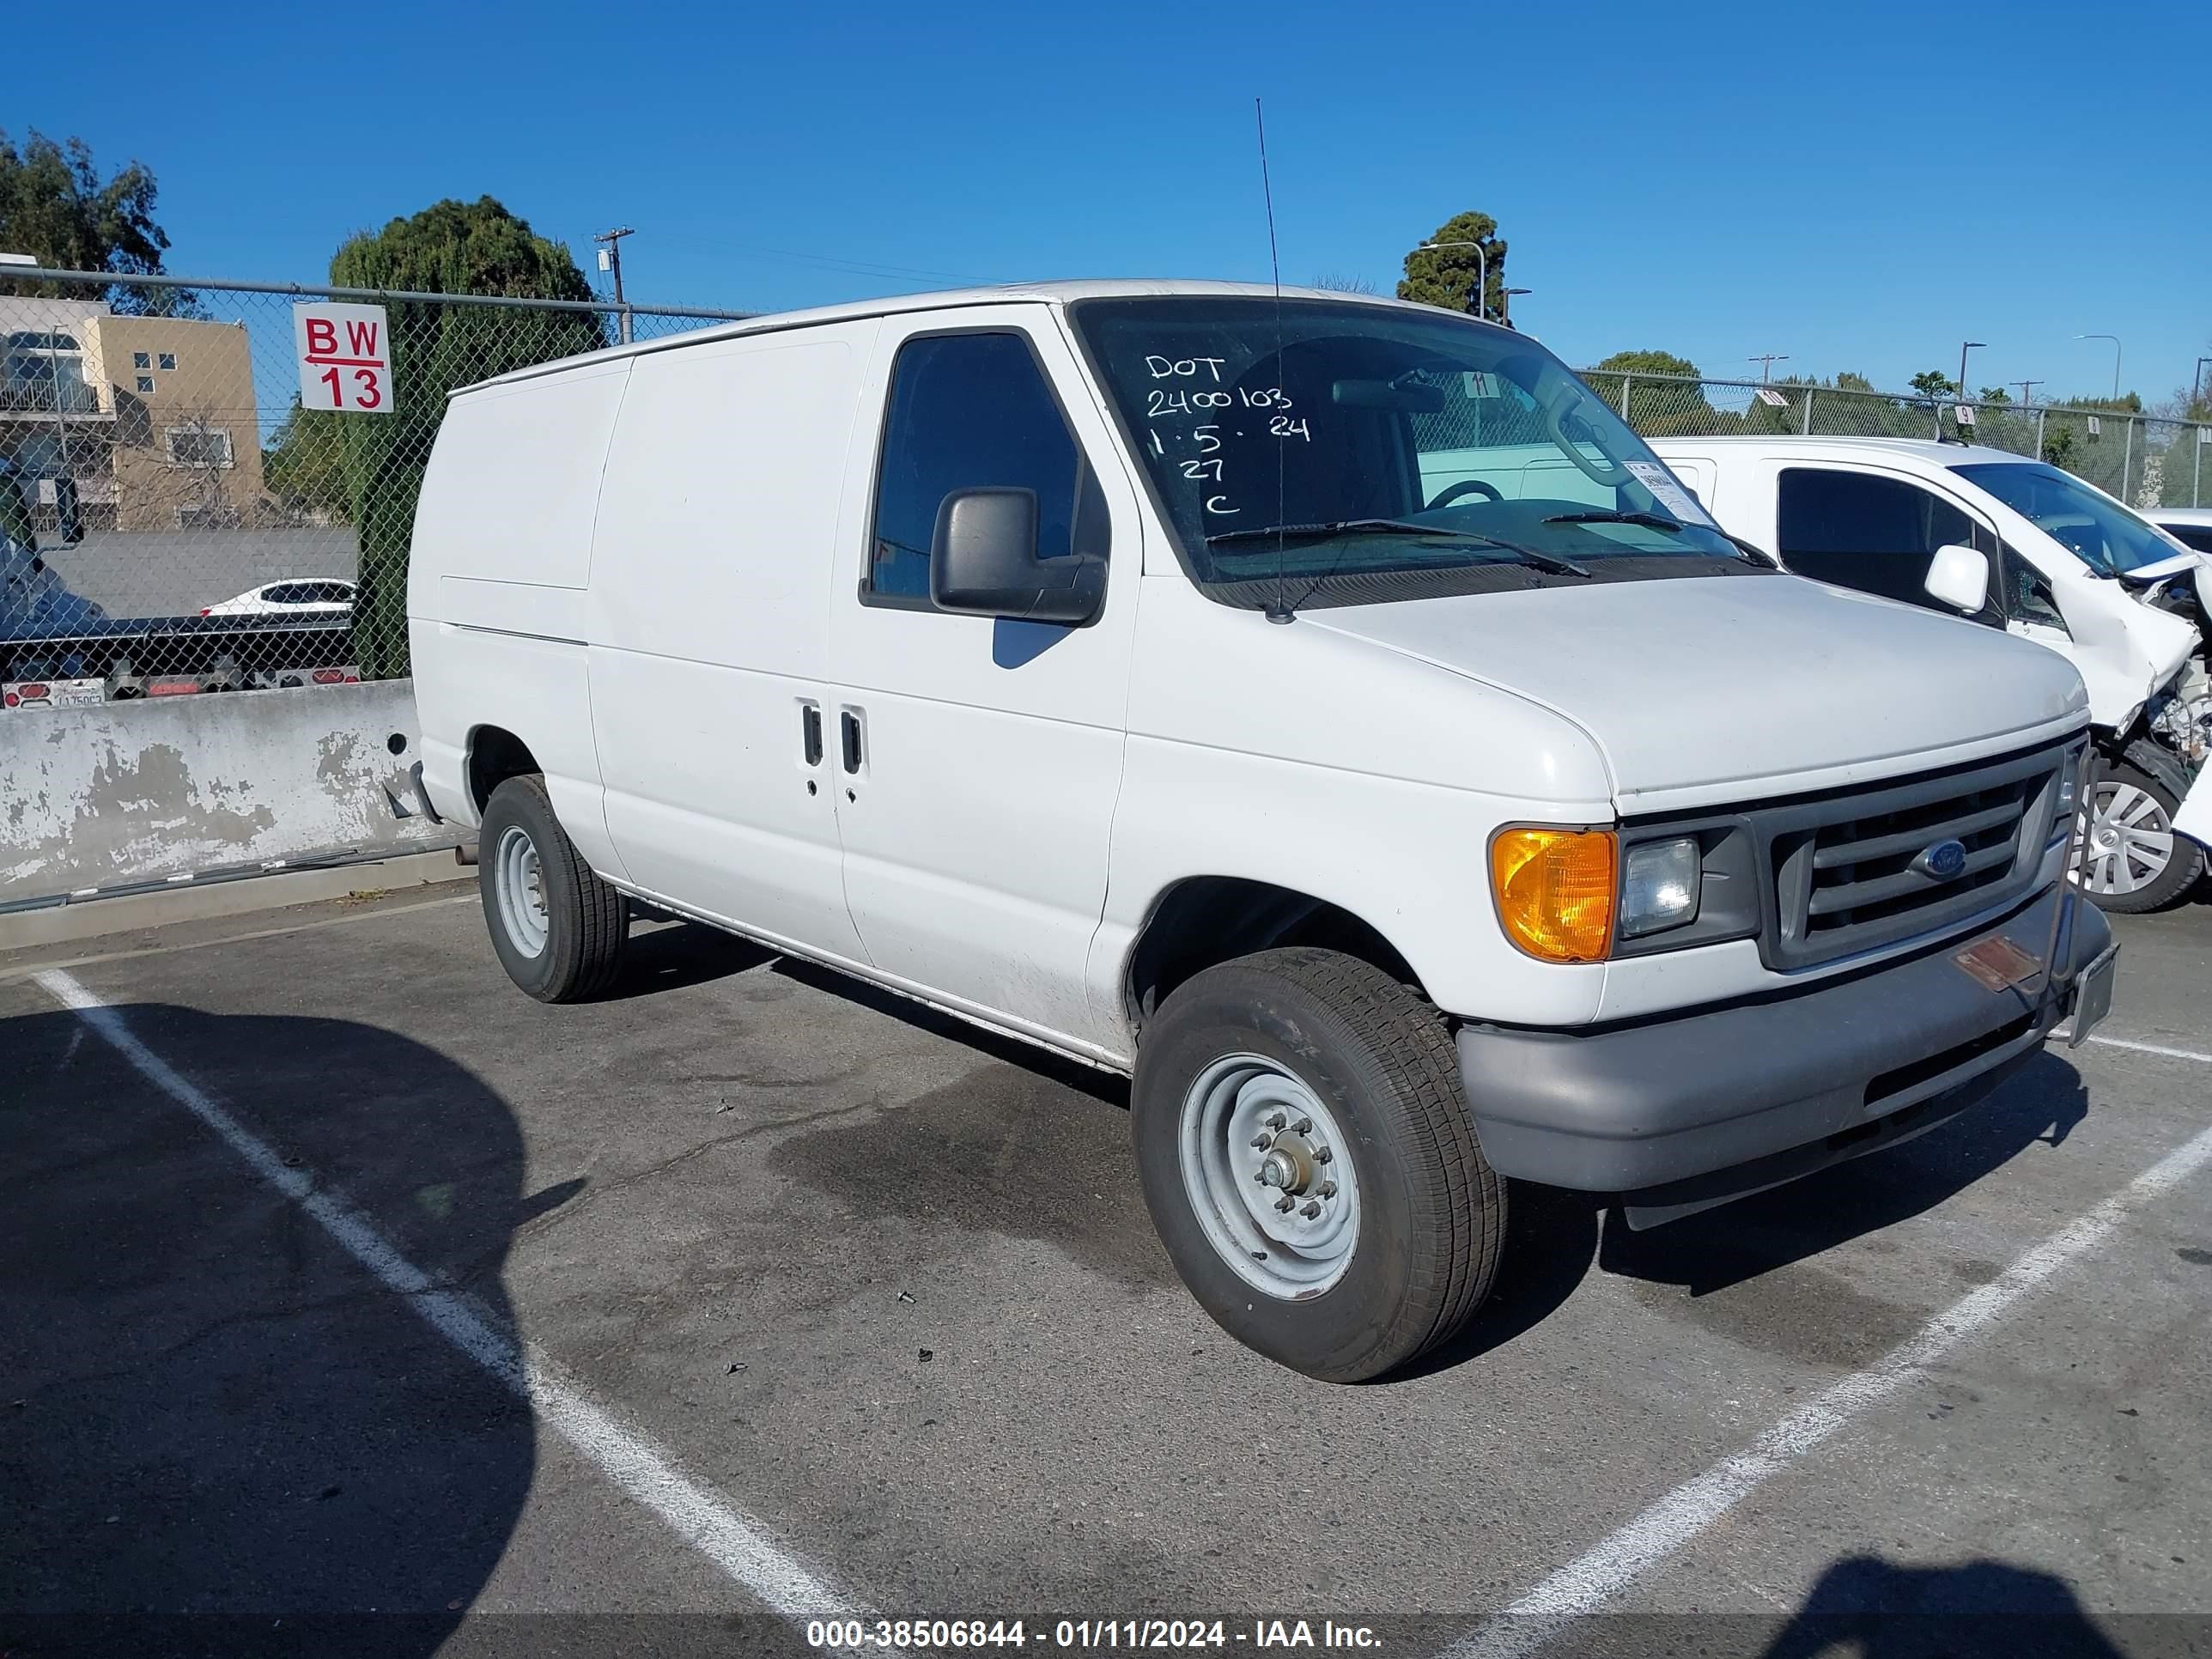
{"left": 2, "top": 268, "right": 745, "bottom": 703}
{"left": 1580, "top": 369, "right": 2212, "bottom": 511}
{"left": 7, "top": 266, "right": 2209, "bottom": 711}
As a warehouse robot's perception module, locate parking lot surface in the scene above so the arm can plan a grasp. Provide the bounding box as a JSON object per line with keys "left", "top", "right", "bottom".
{"left": 3, "top": 884, "right": 2209, "bottom": 1657}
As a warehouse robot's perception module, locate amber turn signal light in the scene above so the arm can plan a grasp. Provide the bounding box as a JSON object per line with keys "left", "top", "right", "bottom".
{"left": 1490, "top": 828, "right": 1618, "bottom": 963}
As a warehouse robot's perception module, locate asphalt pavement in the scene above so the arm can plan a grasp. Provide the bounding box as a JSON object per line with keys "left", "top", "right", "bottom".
{"left": 3, "top": 883, "right": 2208, "bottom": 1658}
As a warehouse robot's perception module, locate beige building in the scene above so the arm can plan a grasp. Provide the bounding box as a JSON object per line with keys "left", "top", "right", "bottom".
{"left": 3, "top": 300, "right": 267, "bottom": 532}
{"left": 77, "top": 313, "right": 268, "bottom": 531}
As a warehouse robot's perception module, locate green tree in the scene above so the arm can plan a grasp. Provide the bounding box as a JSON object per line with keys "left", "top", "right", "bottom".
{"left": 0, "top": 128, "right": 195, "bottom": 313}
{"left": 1908, "top": 369, "right": 1956, "bottom": 403}
{"left": 1396, "top": 211, "right": 1507, "bottom": 320}
{"left": 1587, "top": 349, "right": 1715, "bottom": 436}
{"left": 262, "top": 397, "right": 349, "bottom": 522}
{"left": 328, "top": 198, "right": 605, "bottom": 677}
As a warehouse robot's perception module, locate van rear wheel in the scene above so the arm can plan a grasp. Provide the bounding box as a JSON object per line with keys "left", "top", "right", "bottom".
{"left": 477, "top": 774, "right": 628, "bottom": 1002}
{"left": 1132, "top": 948, "right": 1504, "bottom": 1382}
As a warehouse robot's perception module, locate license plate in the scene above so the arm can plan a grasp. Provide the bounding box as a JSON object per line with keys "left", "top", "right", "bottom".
{"left": 1954, "top": 934, "right": 2042, "bottom": 992}
{"left": 2067, "top": 945, "right": 2118, "bottom": 1048}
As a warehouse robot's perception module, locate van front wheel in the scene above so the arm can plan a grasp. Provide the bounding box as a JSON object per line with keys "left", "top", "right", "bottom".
{"left": 1132, "top": 948, "right": 1503, "bottom": 1382}
{"left": 477, "top": 774, "right": 628, "bottom": 1002}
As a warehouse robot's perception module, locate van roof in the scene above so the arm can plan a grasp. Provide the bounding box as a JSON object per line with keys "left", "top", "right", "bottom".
{"left": 457, "top": 278, "right": 1470, "bottom": 397}
{"left": 1644, "top": 434, "right": 2039, "bottom": 467}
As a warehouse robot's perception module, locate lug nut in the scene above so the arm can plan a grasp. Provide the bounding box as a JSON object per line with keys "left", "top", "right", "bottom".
{"left": 1316, "top": 1181, "right": 1336, "bottom": 1199}
{"left": 1294, "top": 1117, "right": 1312, "bottom": 1135}
{"left": 1300, "top": 1201, "right": 1322, "bottom": 1218}
{"left": 1265, "top": 1112, "right": 1287, "bottom": 1131}
{"left": 1274, "top": 1194, "right": 1296, "bottom": 1213}
{"left": 1313, "top": 1146, "right": 1333, "bottom": 1164}
{"left": 1251, "top": 1133, "right": 1273, "bottom": 1149}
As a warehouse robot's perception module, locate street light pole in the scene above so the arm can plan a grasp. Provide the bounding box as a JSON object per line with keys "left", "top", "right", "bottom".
{"left": 2076, "top": 333, "right": 2121, "bottom": 402}
{"left": 1958, "top": 341, "right": 1985, "bottom": 406}
{"left": 1418, "top": 240, "right": 1488, "bottom": 322}
{"left": 1500, "top": 287, "right": 1532, "bottom": 328}
{"left": 2193, "top": 357, "right": 2212, "bottom": 410}
{"left": 594, "top": 226, "right": 637, "bottom": 345}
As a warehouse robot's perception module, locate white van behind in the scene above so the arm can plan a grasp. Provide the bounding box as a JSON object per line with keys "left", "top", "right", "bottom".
{"left": 411, "top": 283, "right": 2113, "bottom": 1381}
{"left": 1650, "top": 436, "right": 2210, "bottom": 911}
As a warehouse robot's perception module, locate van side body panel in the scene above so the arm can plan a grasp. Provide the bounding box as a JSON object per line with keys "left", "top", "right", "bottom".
{"left": 407, "top": 359, "right": 631, "bottom": 872}
{"left": 586, "top": 321, "right": 881, "bottom": 960}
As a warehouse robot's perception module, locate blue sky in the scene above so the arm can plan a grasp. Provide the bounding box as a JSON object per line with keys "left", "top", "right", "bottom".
{"left": 17, "top": 0, "right": 2209, "bottom": 402}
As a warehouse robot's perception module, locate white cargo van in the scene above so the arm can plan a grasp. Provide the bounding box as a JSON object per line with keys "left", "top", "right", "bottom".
{"left": 410, "top": 283, "right": 2114, "bottom": 1381}
{"left": 1651, "top": 437, "right": 2210, "bottom": 911}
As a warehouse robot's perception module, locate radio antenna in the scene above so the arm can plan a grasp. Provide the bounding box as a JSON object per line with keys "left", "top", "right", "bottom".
{"left": 1255, "top": 97, "right": 1293, "bottom": 624}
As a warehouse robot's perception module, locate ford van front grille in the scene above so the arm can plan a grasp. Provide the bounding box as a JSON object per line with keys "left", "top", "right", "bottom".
{"left": 1760, "top": 743, "right": 2070, "bottom": 969}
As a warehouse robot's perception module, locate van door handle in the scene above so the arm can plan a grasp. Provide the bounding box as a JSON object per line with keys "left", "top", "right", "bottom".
{"left": 800, "top": 703, "right": 823, "bottom": 767}
{"left": 840, "top": 709, "right": 864, "bottom": 774}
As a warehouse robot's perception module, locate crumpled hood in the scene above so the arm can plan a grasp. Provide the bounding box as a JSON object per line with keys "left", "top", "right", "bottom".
{"left": 1304, "top": 572, "right": 2088, "bottom": 811}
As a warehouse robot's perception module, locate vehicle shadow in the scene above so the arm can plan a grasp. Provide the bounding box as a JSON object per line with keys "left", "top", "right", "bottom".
{"left": 1600, "top": 1052, "right": 2090, "bottom": 1297}
{"left": 591, "top": 915, "right": 779, "bottom": 1001}
{"left": 1405, "top": 1053, "right": 2089, "bottom": 1377}
{"left": 1757, "top": 1553, "right": 2127, "bottom": 1657}
{"left": 0, "top": 1000, "right": 539, "bottom": 1657}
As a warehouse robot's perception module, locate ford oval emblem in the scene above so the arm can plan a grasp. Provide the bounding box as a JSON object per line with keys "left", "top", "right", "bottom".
{"left": 1914, "top": 838, "right": 1969, "bottom": 881}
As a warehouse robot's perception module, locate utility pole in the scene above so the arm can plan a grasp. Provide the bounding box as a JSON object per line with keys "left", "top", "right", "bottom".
{"left": 1748, "top": 353, "right": 1789, "bottom": 383}
{"left": 594, "top": 227, "right": 637, "bottom": 344}
{"left": 2015, "top": 380, "right": 2043, "bottom": 407}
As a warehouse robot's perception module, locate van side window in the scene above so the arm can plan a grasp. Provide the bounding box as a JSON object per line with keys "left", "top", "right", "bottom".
{"left": 1776, "top": 467, "right": 1995, "bottom": 617}
{"left": 866, "top": 332, "right": 1099, "bottom": 606}
{"left": 2001, "top": 543, "right": 2068, "bottom": 633}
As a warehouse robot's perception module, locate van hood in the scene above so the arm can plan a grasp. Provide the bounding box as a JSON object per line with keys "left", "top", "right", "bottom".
{"left": 1303, "top": 572, "right": 2088, "bottom": 812}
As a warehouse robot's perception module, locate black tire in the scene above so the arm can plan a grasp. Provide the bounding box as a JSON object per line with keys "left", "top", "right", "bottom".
{"left": 2075, "top": 751, "right": 2204, "bottom": 915}
{"left": 477, "top": 774, "right": 629, "bottom": 1002}
{"left": 1131, "top": 947, "right": 1504, "bottom": 1382}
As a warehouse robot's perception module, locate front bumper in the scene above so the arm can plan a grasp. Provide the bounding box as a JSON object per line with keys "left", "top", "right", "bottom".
{"left": 1456, "top": 885, "right": 2113, "bottom": 1227}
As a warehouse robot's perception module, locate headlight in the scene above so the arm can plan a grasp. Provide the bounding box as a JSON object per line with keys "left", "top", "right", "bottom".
{"left": 1491, "top": 828, "right": 1616, "bottom": 962}
{"left": 1619, "top": 836, "right": 1702, "bottom": 939}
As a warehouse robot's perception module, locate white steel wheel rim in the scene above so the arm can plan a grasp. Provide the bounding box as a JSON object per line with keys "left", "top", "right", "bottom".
{"left": 494, "top": 824, "right": 550, "bottom": 957}
{"left": 2074, "top": 781, "right": 2173, "bottom": 896}
{"left": 1178, "top": 1053, "right": 1361, "bottom": 1299}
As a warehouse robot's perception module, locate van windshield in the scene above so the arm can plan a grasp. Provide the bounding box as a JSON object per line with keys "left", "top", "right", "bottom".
{"left": 1068, "top": 295, "right": 1747, "bottom": 606}
{"left": 1951, "top": 460, "right": 2177, "bottom": 576}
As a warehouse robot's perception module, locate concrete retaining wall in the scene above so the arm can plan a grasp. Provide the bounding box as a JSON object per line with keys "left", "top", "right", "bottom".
{"left": 2, "top": 680, "right": 454, "bottom": 902}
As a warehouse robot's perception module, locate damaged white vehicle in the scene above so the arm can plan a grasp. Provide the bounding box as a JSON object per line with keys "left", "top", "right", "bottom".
{"left": 1652, "top": 438, "right": 2210, "bottom": 911}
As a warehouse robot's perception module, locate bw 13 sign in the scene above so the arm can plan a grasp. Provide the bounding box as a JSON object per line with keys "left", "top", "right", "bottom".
{"left": 295, "top": 302, "right": 392, "bottom": 413}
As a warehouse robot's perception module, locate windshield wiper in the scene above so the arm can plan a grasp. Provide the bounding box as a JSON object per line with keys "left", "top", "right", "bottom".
{"left": 1205, "top": 519, "right": 1589, "bottom": 577}
{"left": 1543, "top": 509, "right": 1686, "bottom": 532}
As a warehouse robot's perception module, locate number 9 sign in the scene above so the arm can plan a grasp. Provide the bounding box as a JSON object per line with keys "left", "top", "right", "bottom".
{"left": 295, "top": 301, "right": 392, "bottom": 415}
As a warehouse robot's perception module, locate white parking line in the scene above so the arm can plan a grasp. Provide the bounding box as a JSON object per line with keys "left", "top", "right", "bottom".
{"left": 33, "top": 967, "right": 871, "bottom": 1632}
{"left": 1447, "top": 1100, "right": 2212, "bottom": 1659}
{"left": 2084, "top": 1032, "right": 2212, "bottom": 1066}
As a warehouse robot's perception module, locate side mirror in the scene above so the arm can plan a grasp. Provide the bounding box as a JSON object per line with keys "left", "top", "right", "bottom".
{"left": 929, "top": 488, "right": 1103, "bottom": 625}
{"left": 1923, "top": 543, "right": 1990, "bottom": 613}
{"left": 54, "top": 477, "right": 84, "bottom": 545}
